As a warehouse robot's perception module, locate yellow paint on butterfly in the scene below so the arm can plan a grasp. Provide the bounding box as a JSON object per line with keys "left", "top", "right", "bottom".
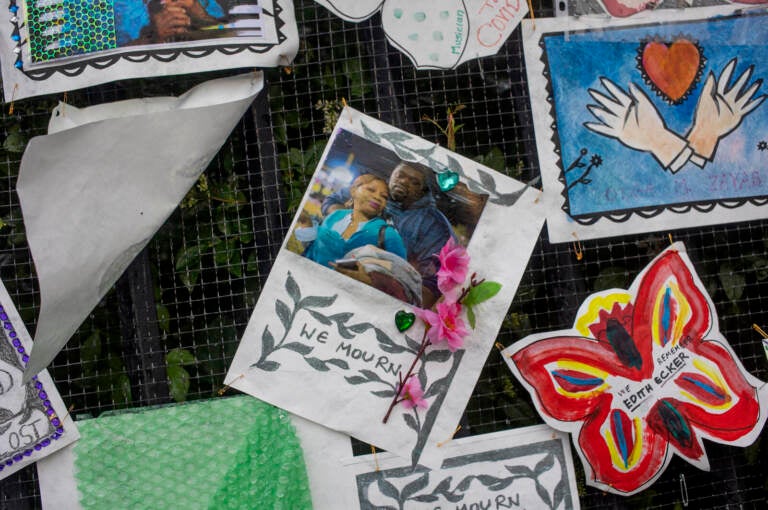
{"left": 551, "top": 359, "right": 610, "bottom": 398}
{"left": 679, "top": 357, "right": 734, "bottom": 412}
{"left": 603, "top": 416, "right": 644, "bottom": 472}
{"left": 575, "top": 292, "right": 632, "bottom": 338}
{"left": 651, "top": 280, "right": 692, "bottom": 348}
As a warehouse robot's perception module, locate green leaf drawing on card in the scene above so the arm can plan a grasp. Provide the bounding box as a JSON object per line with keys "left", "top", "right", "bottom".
{"left": 403, "top": 413, "right": 419, "bottom": 432}
{"left": 300, "top": 294, "right": 338, "bottom": 308}
{"left": 534, "top": 452, "right": 555, "bottom": 476}
{"left": 401, "top": 473, "right": 430, "bottom": 501}
{"left": 553, "top": 478, "right": 569, "bottom": 510}
{"left": 404, "top": 335, "right": 422, "bottom": 354}
{"left": 424, "top": 349, "right": 453, "bottom": 363}
{"left": 378, "top": 341, "right": 408, "bottom": 354}
{"left": 463, "top": 281, "right": 502, "bottom": 307}
{"left": 393, "top": 145, "right": 415, "bottom": 161}
{"left": 304, "top": 357, "right": 335, "bottom": 371}
{"left": 445, "top": 154, "right": 463, "bottom": 175}
{"left": 328, "top": 312, "right": 353, "bottom": 323}
{"left": 254, "top": 360, "right": 280, "bottom": 371}
{"left": 325, "top": 358, "right": 349, "bottom": 370}
{"left": 359, "top": 369, "right": 384, "bottom": 383}
{"left": 371, "top": 389, "right": 396, "bottom": 398}
{"left": 282, "top": 342, "right": 313, "bottom": 356}
{"left": 456, "top": 476, "right": 473, "bottom": 492}
{"left": 306, "top": 309, "right": 333, "bottom": 325}
{"left": 505, "top": 464, "right": 534, "bottom": 477}
{"left": 381, "top": 131, "right": 413, "bottom": 144}
{"left": 261, "top": 326, "right": 276, "bottom": 354}
{"left": 285, "top": 272, "right": 301, "bottom": 303}
{"left": 536, "top": 480, "right": 552, "bottom": 509}
{"left": 377, "top": 478, "right": 401, "bottom": 501}
{"left": 360, "top": 121, "right": 382, "bottom": 143}
{"left": 477, "top": 168, "right": 497, "bottom": 192}
{"left": 410, "top": 146, "right": 438, "bottom": 158}
{"left": 275, "top": 299, "right": 292, "bottom": 330}
{"left": 348, "top": 322, "right": 373, "bottom": 333}
{"left": 345, "top": 375, "right": 369, "bottom": 385}
{"left": 412, "top": 494, "right": 439, "bottom": 503}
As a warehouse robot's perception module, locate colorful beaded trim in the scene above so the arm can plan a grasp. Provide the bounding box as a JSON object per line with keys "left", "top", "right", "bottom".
{"left": 0, "top": 304, "right": 64, "bottom": 471}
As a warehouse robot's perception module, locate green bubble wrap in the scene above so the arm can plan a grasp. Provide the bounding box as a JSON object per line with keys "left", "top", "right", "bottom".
{"left": 74, "top": 396, "right": 312, "bottom": 510}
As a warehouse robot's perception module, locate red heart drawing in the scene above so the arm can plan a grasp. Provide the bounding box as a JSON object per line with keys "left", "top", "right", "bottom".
{"left": 640, "top": 39, "right": 702, "bottom": 103}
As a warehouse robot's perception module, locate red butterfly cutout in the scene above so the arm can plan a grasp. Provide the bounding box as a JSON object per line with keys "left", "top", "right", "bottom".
{"left": 505, "top": 245, "right": 767, "bottom": 495}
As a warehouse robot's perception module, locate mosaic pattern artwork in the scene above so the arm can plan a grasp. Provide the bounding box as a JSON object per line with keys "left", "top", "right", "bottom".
{"left": 0, "top": 0, "right": 297, "bottom": 99}
{"left": 26, "top": 0, "right": 117, "bottom": 63}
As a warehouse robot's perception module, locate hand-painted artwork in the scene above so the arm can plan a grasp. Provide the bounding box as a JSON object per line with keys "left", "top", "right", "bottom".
{"left": 0, "top": 0, "right": 298, "bottom": 100}
{"left": 294, "top": 418, "right": 580, "bottom": 510}
{"left": 314, "top": 0, "right": 528, "bottom": 70}
{"left": 0, "top": 278, "right": 78, "bottom": 481}
{"left": 524, "top": 6, "right": 768, "bottom": 242}
{"left": 226, "top": 107, "right": 545, "bottom": 468}
{"left": 503, "top": 243, "right": 768, "bottom": 495}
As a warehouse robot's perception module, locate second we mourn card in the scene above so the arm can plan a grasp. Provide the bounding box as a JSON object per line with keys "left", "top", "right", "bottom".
{"left": 226, "top": 107, "right": 545, "bottom": 467}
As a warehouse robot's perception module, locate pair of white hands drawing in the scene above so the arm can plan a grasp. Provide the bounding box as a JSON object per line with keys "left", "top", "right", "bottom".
{"left": 585, "top": 58, "right": 765, "bottom": 173}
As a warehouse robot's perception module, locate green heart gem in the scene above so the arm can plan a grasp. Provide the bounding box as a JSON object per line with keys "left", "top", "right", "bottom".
{"left": 395, "top": 310, "right": 416, "bottom": 332}
{"left": 437, "top": 171, "right": 459, "bottom": 191}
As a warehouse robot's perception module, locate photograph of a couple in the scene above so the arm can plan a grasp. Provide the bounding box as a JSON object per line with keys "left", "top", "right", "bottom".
{"left": 287, "top": 129, "right": 488, "bottom": 308}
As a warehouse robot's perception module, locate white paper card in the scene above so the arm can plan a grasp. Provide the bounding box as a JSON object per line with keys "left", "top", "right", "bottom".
{"left": 226, "top": 107, "right": 545, "bottom": 468}
{"left": 293, "top": 417, "right": 580, "bottom": 510}
{"left": 315, "top": 0, "right": 528, "bottom": 70}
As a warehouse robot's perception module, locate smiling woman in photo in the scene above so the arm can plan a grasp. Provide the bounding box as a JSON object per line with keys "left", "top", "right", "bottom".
{"left": 304, "top": 174, "right": 406, "bottom": 268}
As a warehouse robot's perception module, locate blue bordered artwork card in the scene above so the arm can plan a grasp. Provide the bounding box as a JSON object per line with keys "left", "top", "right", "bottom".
{"left": 0, "top": 278, "right": 78, "bottom": 481}
{"left": 0, "top": 1, "right": 298, "bottom": 100}
{"left": 525, "top": 6, "right": 768, "bottom": 242}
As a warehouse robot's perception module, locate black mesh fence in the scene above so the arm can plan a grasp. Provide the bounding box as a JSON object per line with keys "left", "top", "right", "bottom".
{"left": 0, "top": 1, "right": 766, "bottom": 508}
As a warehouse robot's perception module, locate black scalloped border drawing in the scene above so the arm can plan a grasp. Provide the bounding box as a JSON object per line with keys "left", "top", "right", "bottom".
{"left": 10, "top": 1, "right": 287, "bottom": 81}
{"left": 636, "top": 35, "right": 705, "bottom": 105}
{"left": 538, "top": 11, "right": 768, "bottom": 226}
